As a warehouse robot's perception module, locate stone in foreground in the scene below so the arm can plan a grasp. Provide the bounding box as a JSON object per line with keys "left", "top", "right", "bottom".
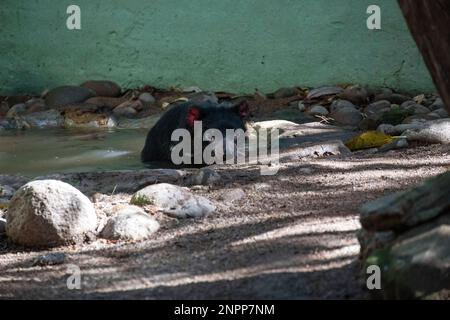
{"left": 360, "top": 171, "right": 450, "bottom": 231}
{"left": 368, "top": 224, "right": 450, "bottom": 299}
{"left": 131, "top": 183, "right": 215, "bottom": 218}
{"left": 6, "top": 180, "right": 97, "bottom": 247}
{"left": 101, "top": 205, "right": 160, "bottom": 241}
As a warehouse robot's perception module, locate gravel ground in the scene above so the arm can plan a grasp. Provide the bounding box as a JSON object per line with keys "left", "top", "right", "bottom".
{"left": 1, "top": 143, "right": 449, "bottom": 300}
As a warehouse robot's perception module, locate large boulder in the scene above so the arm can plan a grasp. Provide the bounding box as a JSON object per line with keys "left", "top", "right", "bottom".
{"left": 359, "top": 171, "right": 450, "bottom": 299}
{"left": 367, "top": 223, "right": 450, "bottom": 299}
{"left": 360, "top": 171, "right": 450, "bottom": 231}
{"left": 6, "top": 180, "right": 97, "bottom": 247}
{"left": 131, "top": 183, "right": 215, "bottom": 218}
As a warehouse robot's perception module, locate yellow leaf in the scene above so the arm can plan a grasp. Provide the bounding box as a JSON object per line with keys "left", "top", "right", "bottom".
{"left": 345, "top": 131, "right": 393, "bottom": 151}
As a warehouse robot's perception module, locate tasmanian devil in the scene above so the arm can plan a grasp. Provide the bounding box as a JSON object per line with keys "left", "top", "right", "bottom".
{"left": 141, "top": 100, "right": 249, "bottom": 165}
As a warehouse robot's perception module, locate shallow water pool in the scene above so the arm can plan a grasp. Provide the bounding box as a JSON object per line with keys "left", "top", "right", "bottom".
{"left": 0, "top": 128, "right": 149, "bottom": 177}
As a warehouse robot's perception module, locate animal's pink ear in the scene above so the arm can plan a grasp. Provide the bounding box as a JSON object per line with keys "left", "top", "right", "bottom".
{"left": 187, "top": 107, "right": 201, "bottom": 128}
{"left": 236, "top": 100, "right": 249, "bottom": 118}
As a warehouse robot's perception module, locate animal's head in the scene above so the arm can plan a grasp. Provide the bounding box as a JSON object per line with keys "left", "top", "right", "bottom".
{"left": 185, "top": 100, "right": 250, "bottom": 162}
{"left": 185, "top": 100, "right": 249, "bottom": 133}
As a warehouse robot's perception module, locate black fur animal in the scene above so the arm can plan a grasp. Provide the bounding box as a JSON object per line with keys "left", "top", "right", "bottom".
{"left": 141, "top": 100, "right": 249, "bottom": 165}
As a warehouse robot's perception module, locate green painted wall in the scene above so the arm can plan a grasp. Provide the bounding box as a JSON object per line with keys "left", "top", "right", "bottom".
{"left": 0, "top": 0, "right": 435, "bottom": 95}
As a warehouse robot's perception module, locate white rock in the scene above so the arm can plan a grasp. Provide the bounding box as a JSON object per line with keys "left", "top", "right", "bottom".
{"left": 131, "top": 183, "right": 215, "bottom": 218}
{"left": 405, "top": 119, "right": 450, "bottom": 144}
{"left": 101, "top": 205, "right": 159, "bottom": 241}
{"left": 6, "top": 180, "right": 97, "bottom": 247}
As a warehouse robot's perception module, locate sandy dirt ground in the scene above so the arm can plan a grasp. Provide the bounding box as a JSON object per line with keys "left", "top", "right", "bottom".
{"left": 1, "top": 142, "right": 450, "bottom": 300}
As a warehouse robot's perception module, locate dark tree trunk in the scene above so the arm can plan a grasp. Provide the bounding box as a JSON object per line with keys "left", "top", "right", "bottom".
{"left": 397, "top": 0, "right": 450, "bottom": 112}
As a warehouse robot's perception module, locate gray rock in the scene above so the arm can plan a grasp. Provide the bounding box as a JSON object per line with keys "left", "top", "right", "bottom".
{"left": 0, "top": 218, "right": 6, "bottom": 235}
{"left": 329, "top": 99, "right": 359, "bottom": 113}
{"left": 432, "top": 108, "right": 449, "bottom": 118}
{"left": 376, "top": 123, "right": 395, "bottom": 135}
{"left": 113, "top": 106, "right": 137, "bottom": 117}
{"left": 0, "top": 184, "right": 16, "bottom": 200}
{"left": 367, "top": 87, "right": 393, "bottom": 97}
{"left": 20, "top": 110, "right": 64, "bottom": 128}
{"left": 32, "top": 253, "right": 66, "bottom": 266}
{"left": 402, "top": 114, "right": 441, "bottom": 124}
{"left": 6, "top": 103, "right": 27, "bottom": 118}
{"left": 131, "top": 183, "right": 215, "bottom": 219}
{"left": 45, "top": 86, "right": 93, "bottom": 108}
{"left": 403, "top": 103, "right": 430, "bottom": 115}
{"left": 374, "top": 93, "right": 411, "bottom": 105}
{"left": 80, "top": 80, "right": 121, "bottom": 97}
{"left": 358, "top": 118, "right": 379, "bottom": 131}
{"left": 400, "top": 100, "right": 417, "bottom": 109}
{"left": 338, "top": 86, "right": 369, "bottom": 105}
{"left": 101, "top": 206, "right": 159, "bottom": 241}
{"left": 382, "top": 225, "right": 450, "bottom": 299}
{"left": 308, "top": 105, "right": 329, "bottom": 116}
{"left": 429, "top": 98, "right": 444, "bottom": 111}
{"left": 138, "top": 92, "right": 156, "bottom": 105}
{"left": 307, "top": 86, "right": 343, "bottom": 100}
{"left": 330, "top": 104, "right": 363, "bottom": 126}
{"left": 391, "top": 123, "right": 425, "bottom": 135}
{"left": 220, "top": 188, "right": 246, "bottom": 203}
{"left": 360, "top": 171, "right": 450, "bottom": 231}
{"left": 185, "top": 168, "right": 221, "bottom": 186}
{"left": 273, "top": 87, "right": 300, "bottom": 99}
{"left": 357, "top": 229, "right": 396, "bottom": 260}
{"left": 378, "top": 138, "right": 409, "bottom": 152}
{"left": 6, "top": 180, "right": 97, "bottom": 247}
{"left": 376, "top": 123, "right": 426, "bottom": 136}
{"left": 364, "top": 100, "right": 391, "bottom": 119}
{"left": 405, "top": 119, "right": 450, "bottom": 144}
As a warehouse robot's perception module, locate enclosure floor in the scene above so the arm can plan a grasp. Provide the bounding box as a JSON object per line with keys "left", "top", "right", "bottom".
{"left": 1, "top": 144, "right": 449, "bottom": 299}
